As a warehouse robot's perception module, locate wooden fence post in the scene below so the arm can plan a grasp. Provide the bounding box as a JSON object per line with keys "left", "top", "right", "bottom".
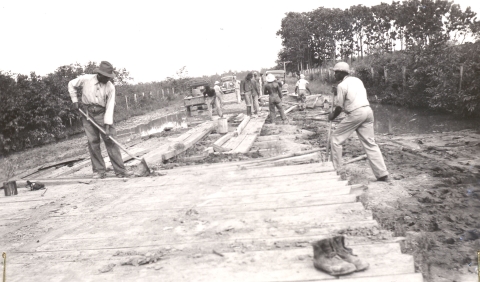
{"left": 125, "top": 96, "right": 129, "bottom": 110}
{"left": 371, "top": 67, "right": 374, "bottom": 80}
{"left": 384, "top": 66, "right": 388, "bottom": 83}
{"left": 459, "top": 65, "right": 463, "bottom": 92}
{"left": 167, "top": 88, "right": 170, "bottom": 95}
{"left": 142, "top": 92, "right": 144, "bottom": 97}
{"left": 402, "top": 66, "right": 406, "bottom": 91}
{"left": 162, "top": 89, "right": 165, "bottom": 98}
{"left": 172, "top": 88, "right": 175, "bottom": 95}
{"left": 134, "top": 93, "right": 137, "bottom": 103}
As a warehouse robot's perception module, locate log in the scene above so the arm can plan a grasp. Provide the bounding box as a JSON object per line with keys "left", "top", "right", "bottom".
{"left": 213, "top": 132, "right": 233, "bottom": 147}
{"left": 345, "top": 154, "right": 367, "bottom": 164}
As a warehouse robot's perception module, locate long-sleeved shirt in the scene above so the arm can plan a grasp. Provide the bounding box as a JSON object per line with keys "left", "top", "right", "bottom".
{"left": 68, "top": 74, "right": 116, "bottom": 125}
{"left": 263, "top": 82, "right": 283, "bottom": 98}
{"left": 241, "top": 79, "right": 258, "bottom": 94}
{"left": 335, "top": 76, "right": 370, "bottom": 114}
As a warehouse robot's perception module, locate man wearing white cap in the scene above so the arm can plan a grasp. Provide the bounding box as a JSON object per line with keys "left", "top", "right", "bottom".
{"left": 295, "top": 74, "right": 311, "bottom": 110}
{"left": 213, "top": 81, "right": 224, "bottom": 111}
{"left": 263, "top": 73, "right": 287, "bottom": 124}
{"left": 328, "top": 62, "right": 389, "bottom": 181}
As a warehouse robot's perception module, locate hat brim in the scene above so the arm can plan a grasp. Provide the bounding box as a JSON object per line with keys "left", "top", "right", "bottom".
{"left": 330, "top": 68, "right": 349, "bottom": 73}
{"left": 94, "top": 68, "right": 115, "bottom": 78}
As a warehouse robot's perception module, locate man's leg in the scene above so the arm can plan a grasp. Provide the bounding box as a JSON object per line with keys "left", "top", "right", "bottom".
{"left": 330, "top": 111, "right": 365, "bottom": 170}
{"left": 275, "top": 96, "right": 287, "bottom": 121}
{"left": 269, "top": 96, "right": 276, "bottom": 124}
{"left": 355, "top": 108, "right": 389, "bottom": 179}
{"left": 216, "top": 94, "right": 223, "bottom": 109}
{"left": 214, "top": 96, "right": 223, "bottom": 117}
{"left": 252, "top": 93, "right": 260, "bottom": 114}
{"left": 300, "top": 90, "right": 307, "bottom": 110}
{"left": 101, "top": 125, "right": 128, "bottom": 175}
{"left": 206, "top": 97, "right": 213, "bottom": 120}
{"left": 82, "top": 115, "right": 106, "bottom": 174}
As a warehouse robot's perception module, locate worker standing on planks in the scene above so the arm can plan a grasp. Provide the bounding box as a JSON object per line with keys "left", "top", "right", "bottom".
{"left": 68, "top": 61, "right": 133, "bottom": 179}
{"left": 263, "top": 73, "right": 288, "bottom": 125}
{"left": 295, "top": 74, "right": 312, "bottom": 111}
{"left": 241, "top": 72, "right": 260, "bottom": 117}
{"left": 328, "top": 62, "right": 389, "bottom": 181}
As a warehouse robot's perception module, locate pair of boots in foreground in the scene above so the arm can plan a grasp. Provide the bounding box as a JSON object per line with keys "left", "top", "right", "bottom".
{"left": 312, "top": 236, "right": 369, "bottom": 276}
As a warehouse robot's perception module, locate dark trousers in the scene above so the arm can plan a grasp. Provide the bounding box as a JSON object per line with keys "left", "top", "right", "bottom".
{"left": 269, "top": 94, "right": 287, "bottom": 123}
{"left": 82, "top": 111, "right": 127, "bottom": 174}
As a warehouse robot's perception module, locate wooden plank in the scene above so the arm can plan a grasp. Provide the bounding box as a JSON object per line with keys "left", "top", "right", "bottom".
{"left": 14, "top": 243, "right": 414, "bottom": 281}
{"left": 319, "top": 273, "right": 424, "bottom": 282}
{"left": 223, "top": 133, "right": 248, "bottom": 150}
{"left": 285, "top": 105, "right": 299, "bottom": 114}
{"left": 271, "top": 152, "right": 321, "bottom": 166}
{"left": 230, "top": 134, "right": 258, "bottom": 154}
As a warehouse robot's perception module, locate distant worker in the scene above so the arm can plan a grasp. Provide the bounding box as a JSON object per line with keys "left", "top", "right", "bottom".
{"left": 263, "top": 73, "right": 287, "bottom": 125}
{"left": 295, "top": 74, "right": 312, "bottom": 111}
{"left": 234, "top": 77, "right": 241, "bottom": 104}
{"left": 241, "top": 72, "right": 260, "bottom": 117}
{"left": 68, "top": 61, "right": 133, "bottom": 179}
{"left": 203, "top": 85, "right": 223, "bottom": 120}
{"left": 328, "top": 62, "right": 389, "bottom": 181}
{"left": 213, "top": 81, "right": 224, "bottom": 111}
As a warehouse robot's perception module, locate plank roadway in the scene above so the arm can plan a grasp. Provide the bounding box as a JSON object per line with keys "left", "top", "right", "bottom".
{"left": 0, "top": 161, "right": 422, "bottom": 282}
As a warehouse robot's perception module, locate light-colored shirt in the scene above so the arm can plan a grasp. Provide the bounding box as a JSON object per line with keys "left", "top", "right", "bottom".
{"left": 213, "top": 85, "right": 224, "bottom": 96}
{"left": 335, "top": 76, "right": 370, "bottom": 114}
{"left": 296, "top": 78, "right": 309, "bottom": 90}
{"left": 68, "top": 74, "right": 116, "bottom": 125}
{"left": 235, "top": 80, "right": 240, "bottom": 90}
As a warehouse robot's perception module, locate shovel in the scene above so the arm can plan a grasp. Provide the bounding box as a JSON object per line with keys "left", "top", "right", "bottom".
{"left": 325, "top": 87, "right": 336, "bottom": 162}
{"left": 79, "top": 108, "right": 151, "bottom": 176}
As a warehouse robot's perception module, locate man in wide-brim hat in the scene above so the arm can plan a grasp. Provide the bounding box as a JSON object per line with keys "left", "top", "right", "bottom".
{"left": 68, "top": 61, "right": 133, "bottom": 179}
{"left": 328, "top": 62, "right": 389, "bottom": 181}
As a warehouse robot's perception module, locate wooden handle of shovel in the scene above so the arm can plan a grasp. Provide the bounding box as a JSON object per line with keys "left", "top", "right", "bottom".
{"left": 78, "top": 109, "right": 140, "bottom": 161}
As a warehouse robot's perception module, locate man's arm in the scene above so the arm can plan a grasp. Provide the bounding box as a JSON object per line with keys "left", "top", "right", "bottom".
{"left": 68, "top": 76, "right": 85, "bottom": 110}
{"left": 329, "top": 85, "right": 344, "bottom": 121}
{"left": 104, "top": 83, "right": 116, "bottom": 125}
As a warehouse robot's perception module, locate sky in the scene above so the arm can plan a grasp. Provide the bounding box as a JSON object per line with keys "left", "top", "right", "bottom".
{"left": 1, "top": 0, "right": 479, "bottom": 83}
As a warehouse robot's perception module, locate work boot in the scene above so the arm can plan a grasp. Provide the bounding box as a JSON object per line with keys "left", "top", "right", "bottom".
{"left": 246, "top": 106, "right": 252, "bottom": 116}
{"left": 377, "top": 175, "right": 389, "bottom": 182}
{"left": 311, "top": 238, "right": 356, "bottom": 276}
{"left": 92, "top": 172, "right": 106, "bottom": 179}
{"left": 332, "top": 236, "right": 369, "bottom": 272}
{"left": 116, "top": 170, "right": 134, "bottom": 178}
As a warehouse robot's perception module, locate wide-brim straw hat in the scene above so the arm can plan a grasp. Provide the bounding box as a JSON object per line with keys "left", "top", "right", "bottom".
{"left": 214, "top": 81, "right": 220, "bottom": 85}
{"left": 94, "top": 61, "right": 116, "bottom": 78}
{"left": 266, "top": 73, "right": 276, "bottom": 82}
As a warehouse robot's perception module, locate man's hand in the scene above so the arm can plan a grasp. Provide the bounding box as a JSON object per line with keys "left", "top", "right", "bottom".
{"left": 73, "top": 102, "right": 79, "bottom": 111}
{"left": 105, "top": 125, "right": 111, "bottom": 140}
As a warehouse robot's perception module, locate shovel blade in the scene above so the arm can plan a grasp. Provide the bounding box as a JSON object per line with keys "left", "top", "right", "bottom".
{"left": 134, "top": 158, "right": 151, "bottom": 177}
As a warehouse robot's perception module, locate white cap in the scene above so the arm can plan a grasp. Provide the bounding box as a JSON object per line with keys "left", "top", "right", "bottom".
{"left": 214, "top": 81, "right": 220, "bottom": 85}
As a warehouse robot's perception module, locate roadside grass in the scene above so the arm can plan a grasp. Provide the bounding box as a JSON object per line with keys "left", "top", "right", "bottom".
{"left": 285, "top": 75, "right": 332, "bottom": 95}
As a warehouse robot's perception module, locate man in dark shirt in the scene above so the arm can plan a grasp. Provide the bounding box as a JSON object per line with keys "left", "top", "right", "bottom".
{"left": 263, "top": 74, "right": 288, "bottom": 124}
{"left": 203, "top": 85, "right": 223, "bottom": 120}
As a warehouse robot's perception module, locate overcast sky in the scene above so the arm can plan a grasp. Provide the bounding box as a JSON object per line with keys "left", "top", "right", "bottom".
{"left": 1, "top": 0, "right": 478, "bottom": 83}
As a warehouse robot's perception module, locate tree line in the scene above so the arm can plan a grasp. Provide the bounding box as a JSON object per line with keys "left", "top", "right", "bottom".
{"left": 276, "top": 0, "right": 480, "bottom": 115}
{"left": 0, "top": 62, "right": 187, "bottom": 154}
